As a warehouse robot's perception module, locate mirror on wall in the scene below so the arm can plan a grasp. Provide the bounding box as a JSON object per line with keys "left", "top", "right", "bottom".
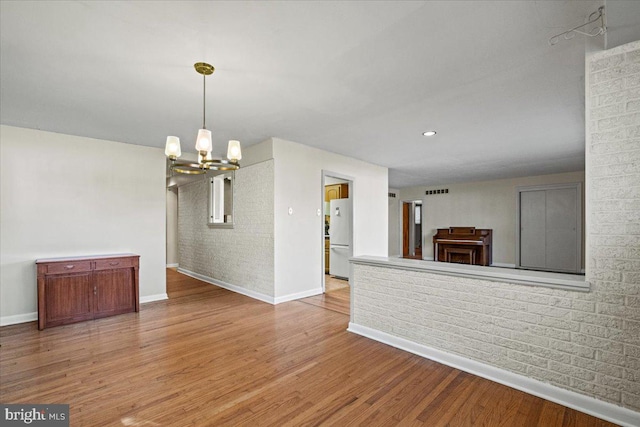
{"left": 208, "top": 171, "right": 234, "bottom": 228}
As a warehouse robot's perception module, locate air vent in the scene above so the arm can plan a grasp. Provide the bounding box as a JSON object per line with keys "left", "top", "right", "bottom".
{"left": 425, "top": 189, "right": 449, "bottom": 195}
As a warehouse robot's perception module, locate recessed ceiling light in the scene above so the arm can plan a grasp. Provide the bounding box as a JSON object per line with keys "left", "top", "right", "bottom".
{"left": 422, "top": 131, "right": 437, "bottom": 137}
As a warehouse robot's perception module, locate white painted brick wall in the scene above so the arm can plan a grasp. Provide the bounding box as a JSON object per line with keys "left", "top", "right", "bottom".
{"left": 178, "top": 160, "right": 275, "bottom": 297}
{"left": 587, "top": 40, "right": 640, "bottom": 411}
{"left": 352, "top": 40, "right": 640, "bottom": 413}
{"left": 353, "top": 263, "right": 639, "bottom": 410}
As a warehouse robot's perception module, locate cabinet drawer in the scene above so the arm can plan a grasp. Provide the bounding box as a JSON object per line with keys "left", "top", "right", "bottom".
{"left": 46, "top": 261, "right": 92, "bottom": 274}
{"left": 94, "top": 257, "right": 136, "bottom": 271}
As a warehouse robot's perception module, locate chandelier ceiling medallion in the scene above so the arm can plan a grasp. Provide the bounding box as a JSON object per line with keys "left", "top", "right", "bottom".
{"left": 165, "top": 62, "right": 241, "bottom": 175}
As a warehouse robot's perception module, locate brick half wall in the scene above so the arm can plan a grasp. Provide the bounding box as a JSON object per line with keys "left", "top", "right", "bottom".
{"left": 351, "top": 39, "right": 640, "bottom": 418}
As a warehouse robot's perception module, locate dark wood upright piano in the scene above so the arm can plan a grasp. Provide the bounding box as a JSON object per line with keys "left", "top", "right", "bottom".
{"left": 433, "top": 227, "right": 493, "bottom": 266}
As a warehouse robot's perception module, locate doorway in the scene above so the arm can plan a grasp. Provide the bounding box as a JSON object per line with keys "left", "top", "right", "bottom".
{"left": 321, "top": 172, "right": 353, "bottom": 297}
{"left": 402, "top": 200, "right": 423, "bottom": 259}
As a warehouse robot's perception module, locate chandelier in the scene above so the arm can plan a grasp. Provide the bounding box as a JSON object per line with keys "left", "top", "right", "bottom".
{"left": 165, "top": 62, "right": 241, "bottom": 175}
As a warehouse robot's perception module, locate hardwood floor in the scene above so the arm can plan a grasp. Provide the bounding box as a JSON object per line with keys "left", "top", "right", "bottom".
{"left": 0, "top": 270, "right": 616, "bottom": 426}
{"left": 298, "top": 276, "right": 350, "bottom": 315}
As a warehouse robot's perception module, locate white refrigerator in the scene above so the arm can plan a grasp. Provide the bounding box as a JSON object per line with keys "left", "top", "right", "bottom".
{"left": 329, "top": 198, "right": 351, "bottom": 278}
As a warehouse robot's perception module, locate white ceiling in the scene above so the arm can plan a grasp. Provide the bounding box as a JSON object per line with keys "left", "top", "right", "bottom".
{"left": 1, "top": 1, "right": 607, "bottom": 187}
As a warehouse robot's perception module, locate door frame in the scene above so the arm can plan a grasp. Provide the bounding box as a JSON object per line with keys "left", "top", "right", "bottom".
{"left": 402, "top": 202, "right": 411, "bottom": 257}
{"left": 399, "top": 198, "right": 425, "bottom": 259}
{"left": 321, "top": 170, "right": 354, "bottom": 294}
{"left": 515, "top": 182, "right": 582, "bottom": 273}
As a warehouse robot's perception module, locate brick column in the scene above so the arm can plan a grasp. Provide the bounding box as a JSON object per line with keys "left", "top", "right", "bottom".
{"left": 586, "top": 40, "right": 640, "bottom": 411}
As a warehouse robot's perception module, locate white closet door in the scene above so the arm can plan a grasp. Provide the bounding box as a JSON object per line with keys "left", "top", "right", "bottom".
{"left": 520, "top": 190, "right": 546, "bottom": 269}
{"left": 519, "top": 186, "right": 579, "bottom": 273}
{"left": 545, "top": 188, "right": 578, "bottom": 271}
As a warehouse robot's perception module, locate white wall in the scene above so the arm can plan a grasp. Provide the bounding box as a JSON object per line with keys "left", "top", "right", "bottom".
{"left": 166, "top": 188, "right": 178, "bottom": 266}
{"left": 0, "top": 125, "right": 167, "bottom": 324}
{"left": 606, "top": 0, "right": 640, "bottom": 49}
{"left": 397, "top": 171, "right": 586, "bottom": 267}
{"left": 272, "top": 138, "right": 388, "bottom": 300}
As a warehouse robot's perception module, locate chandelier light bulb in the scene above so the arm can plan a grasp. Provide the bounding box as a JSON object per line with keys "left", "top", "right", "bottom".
{"left": 165, "top": 136, "right": 181, "bottom": 159}
{"left": 227, "top": 140, "right": 242, "bottom": 161}
{"left": 195, "top": 129, "right": 212, "bottom": 153}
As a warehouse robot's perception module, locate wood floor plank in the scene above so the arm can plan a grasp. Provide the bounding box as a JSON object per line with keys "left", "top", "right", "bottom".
{"left": 298, "top": 276, "right": 350, "bottom": 315}
{"left": 537, "top": 401, "right": 568, "bottom": 427}
{"left": 0, "top": 269, "right": 619, "bottom": 426}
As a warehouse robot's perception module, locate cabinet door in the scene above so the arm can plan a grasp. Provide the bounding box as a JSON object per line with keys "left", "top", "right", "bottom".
{"left": 93, "top": 268, "right": 136, "bottom": 318}
{"left": 45, "top": 273, "right": 93, "bottom": 327}
{"left": 325, "top": 239, "right": 330, "bottom": 273}
{"left": 325, "top": 185, "right": 341, "bottom": 201}
{"left": 339, "top": 183, "right": 348, "bottom": 199}
{"left": 325, "top": 184, "right": 348, "bottom": 201}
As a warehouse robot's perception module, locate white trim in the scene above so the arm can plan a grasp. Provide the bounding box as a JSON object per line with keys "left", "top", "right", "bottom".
{"left": 166, "top": 263, "right": 179, "bottom": 268}
{"left": 347, "top": 323, "right": 640, "bottom": 427}
{"left": 178, "top": 267, "right": 322, "bottom": 305}
{"left": 274, "top": 288, "right": 323, "bottom": 304}
{"left": 399, "top": 197, "right": 425, "bottom": 258}
{"left": 140, "top": 293, "right": 168, "bottom": 303}
{"left": 0, "top": 312, "right": 37, "bottom": 326}
{"left": 178, "top": 267, "right": 275, "bottom": 304}
{"left": 421, "top": 256, "right": 434, "bottom": 261}
{"left": 352, "top": 256, "right": 589, "bottom": 292}
{"left": 490, "top": 262, "right": 517, "bottom": 268}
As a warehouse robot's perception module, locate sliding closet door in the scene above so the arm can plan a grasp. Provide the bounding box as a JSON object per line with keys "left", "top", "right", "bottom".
{"left": 518, "top": 184, "right": 580, "bottom": 273}
{"left": 545, "top": 188, "right": 578, "bottom": 271}
{"left": 520, "top": 190, "right": 546, "bottom": 269}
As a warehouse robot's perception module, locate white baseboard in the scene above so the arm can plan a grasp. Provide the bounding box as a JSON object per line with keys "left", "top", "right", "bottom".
{"left": 178, "top": 268, "right": 323, "bottom": 305}
{"left": 491, "top": 262, "right": 517, "bottom": 268}
{"left": 140, "top": 293, "right": 168, "bottom": 304}
{"left": 177, "top": 268, "right": 275, "bottom": 304}
{"left": 0, "top": 312, "right": 37, "bottom": 326}
{"left": 166, "top": 263, "right": 179, "bottom": 268}
{"left": 347, "top": 323, "right": 640, "bottom": 427}
{"left": 274, "top": 288, "right": 323, "bottom": 304}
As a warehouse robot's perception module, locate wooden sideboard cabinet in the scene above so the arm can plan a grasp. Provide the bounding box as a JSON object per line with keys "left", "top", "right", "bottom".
{"left": 36, "top": 254, "right": 140, "bottom": 330}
